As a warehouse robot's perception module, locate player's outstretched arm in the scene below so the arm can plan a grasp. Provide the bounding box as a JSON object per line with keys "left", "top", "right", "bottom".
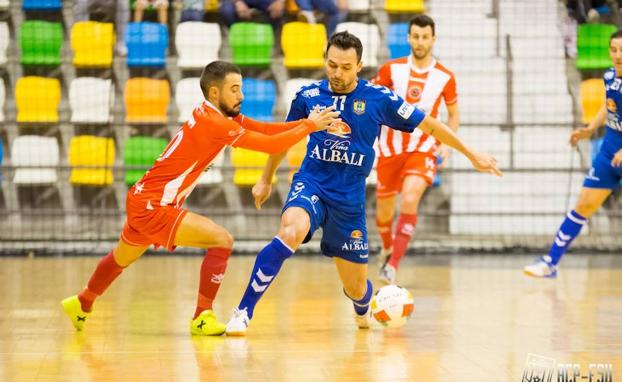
{"left": 570, "top": 104, "right": 607, "bottom": 147}
{"left": 252, "top": 151, "right": 287, "bottom": 210}
{"left": 418, "top": 115, "right": 502, "bottom": 176}
{"left": 233, "top": 107, "right": 340, "bottom": 155}
{"left": 235, "top": 106, "right": 339, "bottom": 135}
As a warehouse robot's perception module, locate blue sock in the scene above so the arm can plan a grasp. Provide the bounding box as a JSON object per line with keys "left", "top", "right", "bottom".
{"left": 547, "top": 210, "right": 587, "bottom": 265}
{"left": 238, "top": 237, "right": 293, "bottom": 319}
{"left": 344, "top": 279, "right": 373, "bottom": 316}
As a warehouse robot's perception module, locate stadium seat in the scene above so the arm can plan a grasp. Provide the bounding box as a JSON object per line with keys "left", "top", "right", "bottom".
{"left": 282, "top": 22, "right": 326, "bottom": 69}
{"left": 385, "top": 0, "right": 425, "bottom": 13}
{"left": 286, "top": 139, "right": 307, "bottom": 182}
{"left": 71, "top": 21, "right": 115, "bottom": 68}
{"left": 123, "top": 136, "right": 168, "bottom": 185}
{"left": 124, "top": 77, "right": 170, "bottom": 124}
{"left": 229, "top": 22, "right": 274, "bottom": 66}
{"left": 176, "top": 22, "right": 221, "bottom": 69}
{"left": 335, "top": 22, "right": 380, "bottom": 67}
{"left": 69, "top": 77, "right": 114, "bottom": 124}
{"left": 0, "top": 0, "right": 8, "bottom": 11}
{"left": 15, "top": 76, "right": 61, "bottom": 123}
{"left": 283, "top": 78, "right": 315, "bottom": 114}
{"left": 22, "top": 0, "right": 61, "bottom": 11}
{"left": 348, "top": 0, "right": 371, "bottom": 11}
{"left": 240, "top": 78, "right": 276, "bottom": 121}
{"left": 231, "top": 148, "right": 276, "bottom": 186}
{"left": 12, "top": 136, "right": 59, "bottom": 184}
{"left": 580, "top": 78, "right": 606, "bottom": 124}
{"left": 20, "top": 20, "right": 63, "bottom": 67}
{"left": 577, "top": 23, "right": 617, "bottom": 70}
{"left": 388, "top": 23, "right": 410, "bottom": 59}
{"left": 0, "top": 22, "right": 9, "bottom": 67}
{"left": 126, "top": 22, "right": 168, "bottom": 68}
{"left": 197, "top": 151, "right": 225, "bottom": 185}
{"left": 69, "top": 136, "right": 115, "bottom": 185}
{"left": 175, "top": 77, "right": 203, "bottom": 123}
{"left": 0, "top": 79, "right": 4, "bottom": 122}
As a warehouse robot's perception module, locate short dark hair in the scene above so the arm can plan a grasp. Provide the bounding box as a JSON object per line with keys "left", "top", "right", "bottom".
{"left": 326, "top": 31, "right": 363, "bottom": 62}
{"left": 409, "top": 14, "right": 435, "bottom": 36}
{"left": 200, "top": 60, "right": 241, "bottom": 98}
{"left": 611, "top": 29, "right": 622, "bottom": 43}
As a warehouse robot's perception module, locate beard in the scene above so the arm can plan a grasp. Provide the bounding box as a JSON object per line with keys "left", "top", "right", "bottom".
{"left": 412, "top": 46, "right": 431, "bottom": 60}
{"left": 220, "top": 101, "right": 241, "bottom": 117}
{"left": 329, "top": 78, "right": 352, "bottom": 93}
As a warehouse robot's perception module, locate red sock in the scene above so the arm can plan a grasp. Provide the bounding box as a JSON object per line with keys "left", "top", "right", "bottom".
{"left": 376, "top": 217, "right": 393, "bottom": 250}
{"left": 78, "top": 251, "right": 125, "bottom": 312}
{"left": 194, "top": 247, "right": 231, "bottom": 319}
{"left": 388, "top": 214, "right": 417, "bottom": 269}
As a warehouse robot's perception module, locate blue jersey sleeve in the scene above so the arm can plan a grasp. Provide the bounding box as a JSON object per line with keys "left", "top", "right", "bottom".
{"left": 377, "top": 89, "right": 426, "bottom": 132}
{"left": 286, "top": 92, "right": 308, "bottom": 122}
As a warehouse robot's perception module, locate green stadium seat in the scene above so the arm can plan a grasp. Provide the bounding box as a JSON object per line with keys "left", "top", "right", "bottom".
{"left": 577, "top": 23, "right": 617, "bottom": 70}
{"left": 20, "top": 20, "right": 63, "bottom": 67}
{"left": 228, "top": 22, "right": 273, "bottom": 67}
{"left": 124, "top": 136, "right": 168, "bottom": 185}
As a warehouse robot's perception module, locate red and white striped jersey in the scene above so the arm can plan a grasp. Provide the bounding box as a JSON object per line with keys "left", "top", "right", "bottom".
{"left": 372, "top": 56, "right": 457, "bottom": 157}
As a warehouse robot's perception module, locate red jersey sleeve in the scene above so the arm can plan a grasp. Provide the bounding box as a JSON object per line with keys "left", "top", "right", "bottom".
{"left": 372, "top": 62, "right": 393, "bottom": 88}
{"left": 233, "top": 115, "right": 306, "bottom": 135}
{"left": 443, "top": 73, "right": 458, "bottom": 106}
{"left": 231, "top": 120, "right": 315, "bottom": 154}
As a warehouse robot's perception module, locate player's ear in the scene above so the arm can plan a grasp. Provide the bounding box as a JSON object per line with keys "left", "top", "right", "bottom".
{"left": 356, "top": 60, "right": 363, "bottom": 73}
{"left": 208, "top": 85, "right": 220, "bottom": 102}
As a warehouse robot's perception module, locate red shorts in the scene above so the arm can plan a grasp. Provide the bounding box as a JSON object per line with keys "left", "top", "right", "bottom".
{"left": 376, "top": 152, "right": 437, "bottom": 198}
{"left": 120, "top": 194, "right": 188, "bottom": 252}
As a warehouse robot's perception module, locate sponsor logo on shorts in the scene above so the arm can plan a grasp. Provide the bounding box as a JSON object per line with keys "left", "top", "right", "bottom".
{"left": 342, "top": 229, "right": 368, "bottom": 251}
{"left": 351, "top": 230, "right": 363, "bottom": 239}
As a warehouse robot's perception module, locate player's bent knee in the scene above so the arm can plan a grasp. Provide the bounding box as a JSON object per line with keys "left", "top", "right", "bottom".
{"left": 218, "top": 230, "right": 234, "bottom": 249}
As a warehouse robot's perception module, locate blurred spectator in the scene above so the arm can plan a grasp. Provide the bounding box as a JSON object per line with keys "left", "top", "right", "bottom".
{"left": 179, "top": 0, "right": 205, "bottom": 22}
{"left": 220, "top": 0, "right": 286, "bottom": 28}
{"left": 296, "top": 0, "right": 347, "bottom": 36}
{"left": 73, "top": 0, "right": 130, "bottom": 56}
{"left": 566, "top": 0, "right": 621, "bottom": 23}
{"left": 134, "top": 0, "right": 169, "bottom": 25}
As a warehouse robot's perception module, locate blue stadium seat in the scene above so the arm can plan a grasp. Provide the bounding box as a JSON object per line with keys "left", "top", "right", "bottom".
{"left": 22, "top": 0, "right": 61, "bottom": 11}
{"left": 126, "top": 22, "right": 168, "bottom": 68}
{"left": 240, "top": 78, "right": 276, "bottom": 121}
{"left": 388, "top": 23, "right": 410, "bottom": 59}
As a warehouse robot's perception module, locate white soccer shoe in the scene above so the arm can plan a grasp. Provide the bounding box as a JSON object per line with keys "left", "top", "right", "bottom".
{"left": 225, "top": 308, "right": 250, "bottom": 336}
{"left": 355, "top": 308, "right": 371, "bottom": 329}
{"left": 377, "top": 246, "right": 393, "bottom": 268}
{"left": 378, "top": 263, "right": 397, "bottom": 285}
{"left": 523, "top": 256, "right": 558, "bottom": 278}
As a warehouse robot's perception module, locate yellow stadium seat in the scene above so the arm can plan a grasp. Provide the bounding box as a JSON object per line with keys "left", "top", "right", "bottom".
{"left": 69, "top": 136, "right": 115, "bottom": 185}
{"left": 16, "top": 76, "right": 61, "bottom": 123}
{"left": 231, "top": 148, "right": 277, "bottom": 186}
{"left": 282, "top": 22, "right": 326, "bottom": 69}
{"left": 124, "top": 77, "right": 170, "bottom": 124}
{"left": 205, "top": 0, "right": 219, "bottom": 10}
{"left": 385, "top": 0, "right": 425, "bottom": 13}
{"left": 286, "top": 139, "right": 307, "bottom": 182}
{"left": 580, "top": 78, "right": 606, "bottom": 124}
{"left": 71, "top": 21, "right": 115, "bottom": 68}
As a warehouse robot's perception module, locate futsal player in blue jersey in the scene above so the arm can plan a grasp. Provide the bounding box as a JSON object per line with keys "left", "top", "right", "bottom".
{"left": 524, "top": 30, "right": 622, "bottom": 278}
{"left": 226, "top": 31, "right": 502, "bottom": 334}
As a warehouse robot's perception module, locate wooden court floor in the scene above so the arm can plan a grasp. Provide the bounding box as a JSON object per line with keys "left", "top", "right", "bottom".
{"left": 0, "top": 254, "right": 621, "bottom": 381}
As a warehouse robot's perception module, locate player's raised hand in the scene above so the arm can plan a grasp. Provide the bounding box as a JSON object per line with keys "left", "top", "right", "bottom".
{"left": 308, "top": 105, "right": 341, "bottom": 132}
{"left": 570, "top": 127, "right": 595, "bottom": 147}
{"left": 469, "top": 152, "right": 502, "bottom": 176}
{"left": 252, "top": 179, "right": 272, "bottom": 210}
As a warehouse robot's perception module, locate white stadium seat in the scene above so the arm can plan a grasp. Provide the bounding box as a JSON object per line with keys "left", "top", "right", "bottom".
{"left": 12, "top": 136, "right": 60, "bottom": 185}
{"left": 335, "top": 22, "right": 380, "bottom": 67}
{"left": 176, "top": 22, "right": 221, "bottom": 69}
{"left": 175, "top": 77, "right": 204, "bottom": 123}
{"left": 69, "top": 77, "right": 113, "bottom": 124}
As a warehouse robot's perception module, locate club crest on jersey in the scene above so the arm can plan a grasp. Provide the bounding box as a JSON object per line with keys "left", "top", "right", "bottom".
{"left": 408, "top": 85, "right": 422, "bottom": 100}
{"left": 327, "top": 121, "right": 352, "bottom": 138}
{"left": 352, "top": 100, "right": 366, "bottom": 115}
{"left": 607, "top": 98, "right": 617, "bottom": 113}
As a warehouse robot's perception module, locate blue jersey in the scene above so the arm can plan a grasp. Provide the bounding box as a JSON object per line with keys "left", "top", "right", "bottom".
{"left": 286, "top": 79, "right": 427, "bottom": 206}
{"left": 602, "top": 68, "right": 622, "bottom": 157}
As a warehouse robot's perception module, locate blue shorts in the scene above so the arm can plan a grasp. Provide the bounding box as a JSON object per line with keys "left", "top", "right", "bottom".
{"left": 583, "top": 151, "right": 622, "bottom": 189}
{"left": 282, "top": 178, "right": 369, "bottom": 264}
